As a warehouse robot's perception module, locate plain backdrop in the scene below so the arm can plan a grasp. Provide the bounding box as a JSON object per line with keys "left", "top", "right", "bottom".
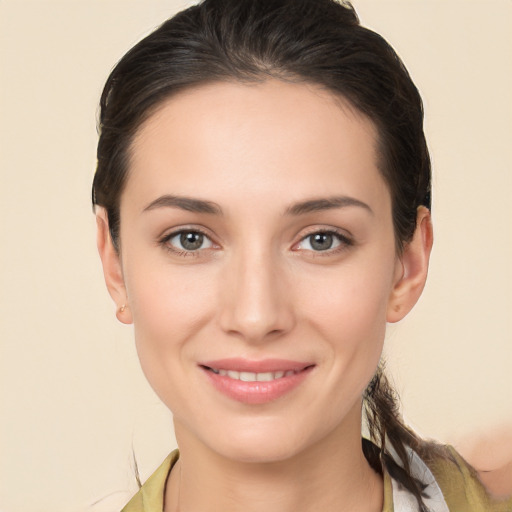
{"left": 0, "top": 1, "right": 511, "bottom": 511}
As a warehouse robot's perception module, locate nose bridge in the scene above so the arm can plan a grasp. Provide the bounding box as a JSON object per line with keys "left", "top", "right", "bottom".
{"left": 219, "top": 241, "right": 293, "bottom": 341}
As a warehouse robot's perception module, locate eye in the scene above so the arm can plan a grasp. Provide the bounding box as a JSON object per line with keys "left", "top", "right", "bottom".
{"left": 164, "top": 230, "right": 214, "bottom": 253}
{"left": 296, "top": 230, "right": 352, "bottom": 253}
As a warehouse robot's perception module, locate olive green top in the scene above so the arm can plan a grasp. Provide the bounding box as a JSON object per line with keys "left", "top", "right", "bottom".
{"left": 121, "top": 447, "right": 512, "bottom": 512}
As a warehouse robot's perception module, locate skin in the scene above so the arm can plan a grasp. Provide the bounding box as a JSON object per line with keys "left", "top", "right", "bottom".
{"left": 97, "top": 79, "right": 433, "bottom": 512}
{"left": 458, "top": 425, "right": 512, "bottom": 498}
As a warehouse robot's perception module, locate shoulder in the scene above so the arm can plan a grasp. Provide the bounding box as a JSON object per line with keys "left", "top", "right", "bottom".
{"left": 121, "top": 450, "right": 179, "bottom": 512}
{"left": 425, "top": 444, "right": 512, "bottom": 512}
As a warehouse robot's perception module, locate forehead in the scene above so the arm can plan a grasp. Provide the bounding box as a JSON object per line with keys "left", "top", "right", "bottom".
{"left": 125, "top": 79, "right": 389, "bottom": 215}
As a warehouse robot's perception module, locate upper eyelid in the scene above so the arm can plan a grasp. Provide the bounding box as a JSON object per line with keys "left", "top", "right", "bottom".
{"left": 297, "top": 226, "right": 353, "bottom": 242}
{"left": 158, "top": 225, "right": 353, "bottom": 249}
{"left": 160, "top": 225, "right": 214, "bottom": 241}
{"left": 159, "top": 227, "right": 217, "bottom": 254}
{"left": 160, "top": 228, "right": 217, "bottom": 257}
{"left": 290, "top": 228, "right": 353, "bottom": 255}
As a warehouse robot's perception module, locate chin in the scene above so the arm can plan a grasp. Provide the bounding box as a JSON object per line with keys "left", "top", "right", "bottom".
{"left": 198, "top": 416, "right": 322, "bottom": 464}
{"left": 216, "top": 438, "right": 303, "bottom": 464}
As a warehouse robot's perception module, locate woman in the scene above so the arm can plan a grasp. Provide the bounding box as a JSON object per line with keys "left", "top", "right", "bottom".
{"left": 92, "top": 0, "right": 512, "bottom": 511}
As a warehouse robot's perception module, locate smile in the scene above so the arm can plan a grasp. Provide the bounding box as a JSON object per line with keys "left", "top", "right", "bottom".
{"left": 208, "top": 368, "right": 298, "bottom": 381}
{"left": 200, "top": 359, "right": 315, "bottom": 404}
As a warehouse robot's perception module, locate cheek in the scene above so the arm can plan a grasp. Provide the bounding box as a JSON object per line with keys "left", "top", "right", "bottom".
{"left": 127, "top": 254, "right": 216, "bottom": 329}
{"left": 295, "top": 252, "right": 396, "bottom": 386}
{"left": 300, "top": 263, "right": 392, "bottom": 340}
{"left": 124, "top": 256, "right": 217, "bottom": 389}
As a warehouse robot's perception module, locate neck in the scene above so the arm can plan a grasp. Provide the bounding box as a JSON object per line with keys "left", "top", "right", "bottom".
{"left": 165, "top": 405, "right": 383, "bottom": 512}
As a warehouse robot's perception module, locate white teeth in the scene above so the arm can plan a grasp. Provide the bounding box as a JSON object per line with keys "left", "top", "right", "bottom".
{"left": 210, "top": 368, "right": 298, "bottom": 381}
{"left": 256, "top": 372, "right": 274, "bottom": 382}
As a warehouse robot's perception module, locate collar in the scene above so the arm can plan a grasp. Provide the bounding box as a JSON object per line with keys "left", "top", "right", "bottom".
{"left": 125, "top": 447, "right": 448, "bottom": 512}
{"left": 388, "top": 445, "right": 449, "bottom": 512}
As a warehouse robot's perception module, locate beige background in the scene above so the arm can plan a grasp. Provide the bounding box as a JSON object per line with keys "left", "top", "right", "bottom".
{"left": 0, "top": 1, "right": 511, "bottom": 511}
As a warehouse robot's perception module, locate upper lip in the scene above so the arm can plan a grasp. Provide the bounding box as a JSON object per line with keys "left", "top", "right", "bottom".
{"left": 200, "top": 358, "right": 314, "bottom": 373}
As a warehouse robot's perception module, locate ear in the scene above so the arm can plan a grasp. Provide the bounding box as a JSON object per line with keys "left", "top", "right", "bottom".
{"left": 387, "top": 206, "right": 433, "bottom": 323}
{"left": 96, "top": 207, "right": 133, "bottom": 324}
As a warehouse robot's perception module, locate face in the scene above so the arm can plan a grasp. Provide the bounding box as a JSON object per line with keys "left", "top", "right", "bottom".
{"left": 110, "top": 80, "right": 405, "bottom": 463}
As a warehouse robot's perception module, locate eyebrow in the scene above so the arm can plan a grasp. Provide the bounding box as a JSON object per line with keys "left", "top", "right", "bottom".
{"left": 142, "top": 194, "right": 372, "bottom": 217}
{"left": 285, "top": 196, "right": 373, "bottom": 216}
{"left": 142, "top": 195, "right": 222, "bottom": 215}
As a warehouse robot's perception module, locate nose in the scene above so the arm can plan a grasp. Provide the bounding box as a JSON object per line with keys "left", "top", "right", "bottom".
{"left": 218, "top": 248, "right": 295, "bottom": 343}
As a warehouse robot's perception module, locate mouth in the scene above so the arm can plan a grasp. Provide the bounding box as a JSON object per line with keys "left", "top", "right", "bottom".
{"left": 199, "top": 359, "right": 315, "bottom": 404}
{"left": 205, "top": 368, "right": 301, "bottom": 382}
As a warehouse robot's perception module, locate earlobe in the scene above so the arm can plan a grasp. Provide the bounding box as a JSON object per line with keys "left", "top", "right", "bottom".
{"left": 387, "top": 206, "right": 433, "bottom": 323}
{"left": 96, "top": 208, "right": 133, "bottom": 324}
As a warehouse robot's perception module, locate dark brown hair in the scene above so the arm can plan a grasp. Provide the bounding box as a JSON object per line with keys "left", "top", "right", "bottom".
{"left": 93, "top": 1, "right": 440, "bottom": 509}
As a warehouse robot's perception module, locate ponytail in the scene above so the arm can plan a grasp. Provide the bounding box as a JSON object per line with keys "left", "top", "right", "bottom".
{"left": 363, "top": 364, "right": 450, "bottom": 512}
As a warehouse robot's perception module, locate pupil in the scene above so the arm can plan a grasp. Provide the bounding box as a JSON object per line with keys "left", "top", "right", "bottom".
{"left": 311, "top": 233, "right": 333, "bottom": 251}
{"left": 180, "top": 232, "right": 203, "bottom": 250}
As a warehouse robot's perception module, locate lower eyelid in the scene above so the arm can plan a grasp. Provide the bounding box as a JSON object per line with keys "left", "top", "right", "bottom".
{"left": 159, "top": 228, "right": 352, "bottom": 256}
{"left": 296, "top": 230, "right": 353, "bottom": 250}
{"left": 160, "top": 228, "right": 215, "bottom": 253}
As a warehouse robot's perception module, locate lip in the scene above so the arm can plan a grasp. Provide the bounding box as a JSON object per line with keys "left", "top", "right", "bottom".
{"left": 199, "top": 358, "right": 315, "bottom": 405}
{"left": 200, "top": 357, "right": 312, "bottom": 373}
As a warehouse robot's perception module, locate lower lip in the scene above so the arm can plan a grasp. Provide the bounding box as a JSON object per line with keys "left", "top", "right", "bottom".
{"left": 201, "top": 366, "right": 314, "bottom": 405}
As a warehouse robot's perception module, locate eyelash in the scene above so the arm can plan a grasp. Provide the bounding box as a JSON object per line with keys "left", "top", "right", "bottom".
{"left": 293, "top": 228, "right": 354, "bottom": 257}
{"left": 159, "top": 228, "right": 353, "bottom": 258}
{"left": 159, "top": 227, "right": 214, "bottom": 258}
